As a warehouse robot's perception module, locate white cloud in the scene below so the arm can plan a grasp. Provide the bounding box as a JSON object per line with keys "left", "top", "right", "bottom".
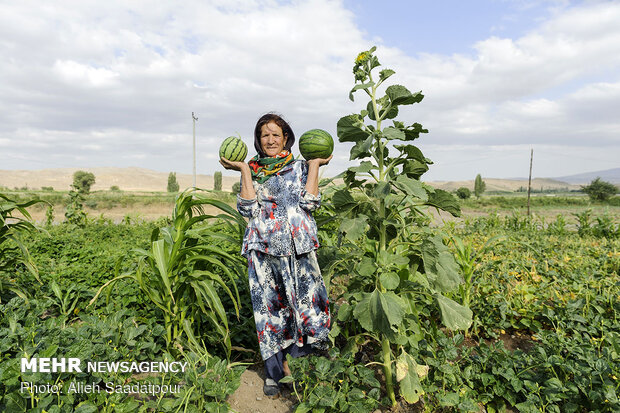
{"left": 0, "top": 0, "right": 618, "bottom": 180}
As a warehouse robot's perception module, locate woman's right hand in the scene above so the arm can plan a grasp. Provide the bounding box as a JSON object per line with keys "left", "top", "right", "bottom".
{"left": 220, "top": 157, "right": 247, "bottom": 172}
{"left": 221, "top": 157, "right": 256, "bottom": 199}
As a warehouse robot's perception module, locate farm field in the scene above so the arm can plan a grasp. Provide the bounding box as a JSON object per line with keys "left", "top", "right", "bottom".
{"left": 1, "top": 188, "right": 618, "bottom": 412}
{"left": 4, "top": 187, "right": 619, "bottom": 225}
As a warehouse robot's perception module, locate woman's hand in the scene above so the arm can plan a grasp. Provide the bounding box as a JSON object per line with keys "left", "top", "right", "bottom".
{"left": 220, "top": 157, "right": 247, "bottom": 171}
{"left": 220, "top": 157, "right": 256, "bottom": 199}
{"left": 306, "top": 155, "right": 332, "bottom": 168}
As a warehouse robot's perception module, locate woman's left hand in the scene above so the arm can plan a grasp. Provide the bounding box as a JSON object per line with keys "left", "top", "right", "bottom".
{"left": 307, "top": 155, "right": 332, "bottom": 168}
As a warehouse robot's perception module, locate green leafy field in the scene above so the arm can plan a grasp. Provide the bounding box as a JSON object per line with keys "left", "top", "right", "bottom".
{"left": 1, "top": 201, "right": 618, "bottom": 412}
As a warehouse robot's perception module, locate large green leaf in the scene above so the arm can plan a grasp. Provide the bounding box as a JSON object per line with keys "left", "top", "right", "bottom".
{"left": 337, "top": 114, "right": 370, "bottom": 143}
{"left": 356, "top": 256, "right": 377, "bottom": 278}
{"left": 436, "top": 294, "right": 473, "bottom": 330}
{"left": 350, "top": 135, "right": 374, "bottom": 160}
{"left": 372, "top": 181, "right": 391, "bottom": 198}
{"left": 383, "top": 127, "right": 406, "bottom": 140}
{"left": 332, "top": 189, "right": 357, "bottom": 211}
{"left": 151, "top": 239, "right": 174, "bottom": 304}
{"left": 396, "top": 352, "right": 425, "bottom": 404}
{"left": 340, "top": 217, "right": 368, "bottom": 242}
{"left": 380, "top": 272, "right": 400, "bottom": 290}
{"left": 426, "top": 189, "right": 461, "bottom": 217}
{"left": 393, "top": 144, "right": 426, "bottom": 163}
{"left": 402, "top": 160, "right": 429, "bottom": 179}
{"left": 393, "top": 175, "right": 428, "bottom": 201}
{"left": 349, "top": 81, "right": 374, "bottom": 101}
{"left": 385, "top": 85, "right": 424, "bottom": 106}
{"left": 421, "top": 235, "right": 462, "bottom": 293}
{"left": 353, "top": 289, "right": 407, "bottom": 336}
{"left": 349, "top": 161, "right": 376, "bottom": 174}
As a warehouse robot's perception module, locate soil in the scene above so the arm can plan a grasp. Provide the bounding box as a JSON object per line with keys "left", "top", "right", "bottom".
{"left": 227, "top": 368, "right": 295, "bottom": 413}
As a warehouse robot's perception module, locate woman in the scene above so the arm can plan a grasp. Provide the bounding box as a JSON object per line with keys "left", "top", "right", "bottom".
{"left": 220, "top": 113, "right": 332, "bottom": 396}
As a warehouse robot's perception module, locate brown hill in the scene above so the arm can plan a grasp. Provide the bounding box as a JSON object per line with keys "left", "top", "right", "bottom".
{"left": 0, "top": 167, "right": 239, "bottom": 192}
{"left": 0, "top": 167, "right": 579, "bottom": 193}
{"left": 428, "top": 178, "right": 579, "bottom": 192}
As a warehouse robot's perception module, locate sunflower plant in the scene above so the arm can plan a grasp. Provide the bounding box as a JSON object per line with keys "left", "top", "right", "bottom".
{"left": 327, "top": 47, "right": 472, "bottom": 407}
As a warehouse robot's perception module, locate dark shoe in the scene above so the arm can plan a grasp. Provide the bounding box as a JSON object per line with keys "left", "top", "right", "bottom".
{"left": 263, "top": 378, "right": 280, "bottom": 396}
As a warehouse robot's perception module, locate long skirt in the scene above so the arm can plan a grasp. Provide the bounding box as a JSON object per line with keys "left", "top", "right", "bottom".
{"left": 247, "top": 248, "right": 330, "bottom": 381}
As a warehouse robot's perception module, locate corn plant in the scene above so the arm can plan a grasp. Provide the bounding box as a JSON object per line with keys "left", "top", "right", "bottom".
{"left": 48, "top": 280, "right": 81, "bottom": 327}
{"left": 449, "top": 234, "right": 504, "bottom": 308}
{"left": 1, "top": 193, "right": 45, "bottom": 301}
{"left": 90, "top": 189, "right": 247, "bottom": 358}
{"left": 328, "top": 47, "right": 472, "bottom": 406}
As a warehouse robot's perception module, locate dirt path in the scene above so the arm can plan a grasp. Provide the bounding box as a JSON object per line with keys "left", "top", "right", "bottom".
{"left": 227, "top": 369, "right": 295, "bottom": 413}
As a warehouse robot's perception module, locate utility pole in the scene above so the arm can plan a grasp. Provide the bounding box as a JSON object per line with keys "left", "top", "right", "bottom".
{"left": 192, "top": 112, "right": 198, "bottom": 189}
{"left": 527, "top": 149, "right": 533, "bottom": 216}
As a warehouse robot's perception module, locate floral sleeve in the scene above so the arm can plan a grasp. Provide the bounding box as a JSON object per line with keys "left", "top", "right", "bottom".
{"left": 299, "top": 190, "right": 321, "bottom": 212}
{"left": 237, "top": 194, "right": 260, "bottom": 218}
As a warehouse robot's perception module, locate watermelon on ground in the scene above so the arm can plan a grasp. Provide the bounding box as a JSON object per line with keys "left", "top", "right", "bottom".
{"left": 299, "top": 129, "right": 334, "bottom": 160}
{"left": 219, "top": 136, "right": 248, "bottom": 162}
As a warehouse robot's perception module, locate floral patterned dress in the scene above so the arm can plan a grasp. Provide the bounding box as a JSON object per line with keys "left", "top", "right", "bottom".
{"left": 237, "top": 160, "right": 331, "bottom": 361}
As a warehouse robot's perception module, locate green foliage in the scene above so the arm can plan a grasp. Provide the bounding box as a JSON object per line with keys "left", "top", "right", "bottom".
{"left": 449, "top": 234, "right": 504, "bottom": 309}
{"left": 574, "top": 209, "right": 619, "bottom": 239}
{"left": 285, "top": 348, "right": 381, "bottom": 412}
{"left": 109, "top": 185, "right": 120, "bottom": 191}
{"left": 73, "top": 170, "right": 96, "bottom": 194}
{"left": 0, "top": 193, "right": 45, "bottom": 300}
{"left": 89, "top": 189, "right": 247, "bottom": 358}
{"left": 167, "top": 172, "right": 179, "bottom": 193}
{"left": 214, "top": 171, "right": 222, "bottom": 191}
{"left": 0, "top": 297, "right": 243, "bottom": 412}
{"left": 44, "top": 205, "right": 54, "bottom": 227}
{"left": 456, "top": 187, "right": 471, "bottom": 199}
{"left": 474, "top": 174, "right": 486, "bottom": 198}
{"left": 581, "top": 177, "right": 618, "bottom": 201}
{"left": 326, "top": 46, "right": 466, "bottom": 406}
{"left": 64, "top": 186, "right": 87, "bottom": 227}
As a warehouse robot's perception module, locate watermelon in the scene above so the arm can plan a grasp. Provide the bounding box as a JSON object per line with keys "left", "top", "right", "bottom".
{"left": 299, "top": 129, "right": 334, "bottom": 160}
{"left": 219, "top": 136, "right": 248, "bottom": 162}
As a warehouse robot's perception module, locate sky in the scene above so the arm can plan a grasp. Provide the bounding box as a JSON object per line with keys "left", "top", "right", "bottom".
{"left": 0, "top": 0, "right": 619, "bottom": 182}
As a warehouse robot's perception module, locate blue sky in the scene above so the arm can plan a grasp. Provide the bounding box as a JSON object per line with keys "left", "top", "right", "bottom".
{"left": 344, "top": 0, "right": 550, "bottom": 55}
{"left": 0, "top": 0, "right": 618, "bottom": 183}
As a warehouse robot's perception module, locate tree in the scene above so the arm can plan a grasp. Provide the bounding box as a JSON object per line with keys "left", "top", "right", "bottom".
{"left": 581, "top": 177, "right": 618, "bottom": 201}
{"left": 214, "top": 171, "right": 222, "bottom": 191}
{"left": 167, "top": 172, "right": 179, "bottom": 193}
{"left": 232, "top": 181, "right": 241, "bottom": 195}
{"left": 72, "top": 170, "right": 96, "bottom": 194}
{"left": 456, "top": 187, "right": 471, "bottom": 199}
{"left": 474, "top": 174, "right": 486, "bottom": 198}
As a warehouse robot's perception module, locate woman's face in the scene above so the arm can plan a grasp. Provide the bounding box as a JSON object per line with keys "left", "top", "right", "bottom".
{"left": 260, "top": 122, "right": 287, "bottom": 157}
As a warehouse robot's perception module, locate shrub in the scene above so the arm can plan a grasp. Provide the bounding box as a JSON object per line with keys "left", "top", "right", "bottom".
{"left": 232, "top": 181, "right": 241, "bottom": 195}
{"left": 72, "top": 170, "right": 95, "bottom": 194}
{"left": 474, "top": 174, "right": 486, "bottom": 198}
{"left": 214, "top": 171, "right": 222, "bottom": 191}
{"left": 456, "top": 187, "right": 471, "bottom": 199}
{"left": 167, "top": 172, "right": 179, "bottom": 192}
{"left": 581, "top": 177, "right": 618, "bottom": 201}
